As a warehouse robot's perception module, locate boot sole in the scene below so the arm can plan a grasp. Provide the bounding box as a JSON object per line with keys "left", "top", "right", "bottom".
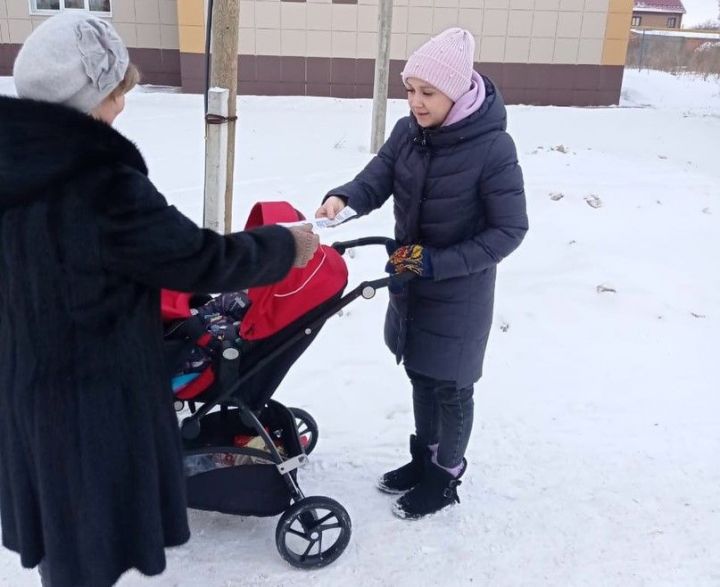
{"left": 376, "top": 480, "right": 412, "bottom": 495}
{"left": 391, "top": 500, "right": 457, "bottom": 520}
{"left": 392, "top": 501, "right": 425, "bottom": 520}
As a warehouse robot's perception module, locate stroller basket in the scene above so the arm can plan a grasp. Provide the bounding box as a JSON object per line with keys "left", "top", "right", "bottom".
{"left": 184, "top": 401, "right": 302, "bottom": 517}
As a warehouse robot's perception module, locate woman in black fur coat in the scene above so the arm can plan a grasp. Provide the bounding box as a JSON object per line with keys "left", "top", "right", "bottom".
{"left": 0, "top": 12, "right": 318, "bottom": 587}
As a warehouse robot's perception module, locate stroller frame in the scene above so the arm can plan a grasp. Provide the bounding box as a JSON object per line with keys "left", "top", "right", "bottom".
{"left": 178, "top": 238, "right": 411, "bottom": 569}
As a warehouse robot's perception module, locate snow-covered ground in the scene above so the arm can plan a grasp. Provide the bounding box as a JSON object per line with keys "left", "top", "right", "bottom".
{"left": 0, "top": 70, "right": 718, "bottom": 586}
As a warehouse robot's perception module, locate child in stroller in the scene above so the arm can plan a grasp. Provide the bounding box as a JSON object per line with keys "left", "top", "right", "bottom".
{"left": 168, "top": 290, "right": 251, "bottom": 395}
{"left": 163, "top": 200, "right": 350, "bottom": 407}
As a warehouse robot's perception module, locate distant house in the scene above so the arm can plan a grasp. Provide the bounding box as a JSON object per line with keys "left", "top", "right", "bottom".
{"left": 632, "top": 0, "right": 686, "bottom": 29}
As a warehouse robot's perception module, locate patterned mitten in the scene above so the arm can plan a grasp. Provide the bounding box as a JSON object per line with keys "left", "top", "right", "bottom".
{"left": 385, "top": 244, "right": 432, "bottom": 277}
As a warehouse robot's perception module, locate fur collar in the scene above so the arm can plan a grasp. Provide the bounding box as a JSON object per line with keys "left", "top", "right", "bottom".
{"left": 0, "top": 96, "right": 147, "bottom": 209}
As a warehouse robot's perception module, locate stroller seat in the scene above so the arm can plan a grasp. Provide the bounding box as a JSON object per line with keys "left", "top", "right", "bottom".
{"left": 164, "top": 290, "right": 249, "bottom": 401}
{"left": 162, "top": 201, "right": 349, "bottom": 409}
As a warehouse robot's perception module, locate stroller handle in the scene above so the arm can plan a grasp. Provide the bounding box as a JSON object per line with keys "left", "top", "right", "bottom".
{"left": 179, "top": 240, "right": 415, "bottom": 439}
{"left": 364, "top": 272, "right": 416, "bottom": 291}
{"left": 330, "top": 236, "right": 416, "bottom": 290}
{"left": 331, "top": 237, "right": 395, "bottom": 255}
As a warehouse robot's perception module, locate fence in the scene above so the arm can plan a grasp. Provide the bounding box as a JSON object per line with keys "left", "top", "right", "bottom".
{"left": 627, "top": 30, "right": 720, "bottom": 78}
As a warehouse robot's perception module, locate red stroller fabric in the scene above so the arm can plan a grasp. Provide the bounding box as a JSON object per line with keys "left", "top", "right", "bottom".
{"left": 161, "top": 290, "right": 216, "bottom": 400}
{"left": 161, "top": 289, "right": 193, "bottom": 320}
{"left": 240, "top": 202, "right": 348, "bottom": 341}
{"left": 160, "top": 201, "right": 348, "bottom": 400}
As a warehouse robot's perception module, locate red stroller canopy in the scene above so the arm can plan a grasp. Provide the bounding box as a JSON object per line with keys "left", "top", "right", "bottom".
{"left": 161, "top": 201, "right": 348, "bottom": 341}
{"left": 240, "top": 202, "right": 348, "bottom": 340}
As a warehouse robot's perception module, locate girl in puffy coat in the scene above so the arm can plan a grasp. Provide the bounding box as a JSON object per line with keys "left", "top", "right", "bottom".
{"left": 317, "top": 28, "right": 528, "bottom": 519}
{"left": 0, "top": 12, "right": 318, "bottom": 587}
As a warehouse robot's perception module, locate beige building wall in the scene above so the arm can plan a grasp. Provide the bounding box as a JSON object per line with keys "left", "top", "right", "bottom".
{"left": 1, "top": 0, "right": 633, "bottom": 104}
{"left": 176, "top": 0, "right": 630, "bottom": 67}
{"left": 0, "top": 0, "right": 181, "bottom": 84}
{"left": 1, "top": 0, "right": 177, "bottom": 48}
{"left": 110, "top": 0, "right": 180, "bottom": 51}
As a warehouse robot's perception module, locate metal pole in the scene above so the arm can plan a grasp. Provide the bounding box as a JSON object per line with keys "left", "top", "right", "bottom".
{"left": 203, "top": 0, "right": 215, "bottom": 115}
{"left": 370, "top": 0, "right": 394, "bottom": 154}
{"left": 639, "top": 29, "right": 646, "bottom": 71}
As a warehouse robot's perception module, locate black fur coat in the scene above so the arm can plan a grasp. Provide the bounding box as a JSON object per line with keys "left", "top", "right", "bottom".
{"left": 0, "top": 96, "right": 295, "bottom": 587}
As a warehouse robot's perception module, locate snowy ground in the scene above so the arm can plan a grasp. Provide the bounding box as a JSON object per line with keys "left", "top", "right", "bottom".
{"left": 0, "top": 70, "right": 718, "bottom": 586}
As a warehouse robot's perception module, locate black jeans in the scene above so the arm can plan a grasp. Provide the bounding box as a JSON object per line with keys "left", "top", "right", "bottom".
{"left": 406, "top": 369, "right": 474, "bottom": 469}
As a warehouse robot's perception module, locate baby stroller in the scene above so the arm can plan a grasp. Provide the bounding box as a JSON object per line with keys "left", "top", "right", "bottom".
{"left": 163, "top": 202, "right": 405, "bottom": 569}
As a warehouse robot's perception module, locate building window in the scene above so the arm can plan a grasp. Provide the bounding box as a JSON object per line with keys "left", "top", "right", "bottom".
{"left": 667, "top": 16, "right": 677, "bottom": 28}
{"left": 631, "top": 16, "right": 641, "bottom": 26}
{"left": 32, "top": 0, "right": 111, "bottom": 14}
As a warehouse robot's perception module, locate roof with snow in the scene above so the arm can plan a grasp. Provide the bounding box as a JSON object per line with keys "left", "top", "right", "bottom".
{"left": 631, "top": 28, "right": 720, "bottom": 38}
{"left": 634, "top": 0, "right": 686, "bottom": 14}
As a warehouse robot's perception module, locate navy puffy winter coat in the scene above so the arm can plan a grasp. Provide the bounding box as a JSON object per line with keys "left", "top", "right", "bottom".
{"left": 329, "top": 77, "right": 528, "bottom": 387}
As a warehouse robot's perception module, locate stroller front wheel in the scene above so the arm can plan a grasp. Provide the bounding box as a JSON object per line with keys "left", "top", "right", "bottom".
{"left": 276, "top": 496, "right": 351, "bottom": 569}
{"left": 181, "top": 417, "right": 201, "bottom": 440}
{"left": 288, "top": 407, "right": 319, "bottom": 455}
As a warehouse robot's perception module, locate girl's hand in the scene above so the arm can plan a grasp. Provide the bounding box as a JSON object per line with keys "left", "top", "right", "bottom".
{"left": 385, "top": 244, "right": 433, "bottom": 277}
{"left": 315, "top": 196, "right": 346, "bottom": 220}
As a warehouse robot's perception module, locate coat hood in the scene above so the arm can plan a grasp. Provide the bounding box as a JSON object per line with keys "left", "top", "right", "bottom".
{"left": 0, "top": 96, "right": 147, "bottom": 210}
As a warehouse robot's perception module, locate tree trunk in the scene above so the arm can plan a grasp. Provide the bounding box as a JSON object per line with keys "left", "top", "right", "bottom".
{"left": 210, "top": 0, "right": 240, "bottom": 233}
{"left": 370, "top": 0, "right": 394, "bottom": 154}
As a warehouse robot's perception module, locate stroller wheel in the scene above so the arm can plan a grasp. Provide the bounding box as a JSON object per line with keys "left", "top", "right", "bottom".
{"left": 181, "top": 417, "right": 201, "bottom": 440}
{"left": 288, "top": 408, "right": 319, "bottom": 455}
{"left": 173, "top": 399, "right": 185, "bottom": 412}
{"left": 276, "top": 496, "right": 351, "bottom": 569}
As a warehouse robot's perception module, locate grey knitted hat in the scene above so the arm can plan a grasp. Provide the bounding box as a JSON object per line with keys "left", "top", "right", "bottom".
{"left": 13, "top": 11, "right": 129, "bottom": 113}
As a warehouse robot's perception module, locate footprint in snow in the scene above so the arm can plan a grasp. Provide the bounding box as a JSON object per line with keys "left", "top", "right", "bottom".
{"left": 584, "top": 194, "right": 603, "bottom": 209}
{"left": 596, "top": 284, "right": 616, "bottom": 294}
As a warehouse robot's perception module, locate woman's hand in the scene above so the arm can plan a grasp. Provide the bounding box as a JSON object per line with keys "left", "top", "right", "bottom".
{"left": 288, "top": 224, "right": 320, "bottom": 268}
{"left": 315, "top": 196, "right": 346, "bottom": 220}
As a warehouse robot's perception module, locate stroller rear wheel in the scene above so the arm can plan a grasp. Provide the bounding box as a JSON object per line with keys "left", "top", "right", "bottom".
{"left": 276, "top": 496, "right": 351, "bottom": 569}
{"left": 288, "top": 407, "right": 319, "bottom": 455}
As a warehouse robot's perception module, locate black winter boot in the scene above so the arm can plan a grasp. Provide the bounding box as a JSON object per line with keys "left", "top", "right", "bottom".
{"left": 377, "top": 435, "right": 428, "bottom": 494}
{"left": 392, "top": 458, "right": 466, "bottom": 520}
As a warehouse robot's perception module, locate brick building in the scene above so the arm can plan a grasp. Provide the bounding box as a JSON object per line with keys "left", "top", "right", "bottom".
{"left": 631, "top": 0, "right": 685, "bottom": 29}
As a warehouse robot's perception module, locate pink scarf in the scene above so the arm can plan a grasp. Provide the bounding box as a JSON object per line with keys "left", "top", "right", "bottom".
{"left": 442, "top": 71, "right": 486, "bottom": 127}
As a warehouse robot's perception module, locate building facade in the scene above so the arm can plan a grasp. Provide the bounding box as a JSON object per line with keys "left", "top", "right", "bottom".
{"left": 1, "top": 0, "right": 634, "bottom": 105}
{"left": 631, "top": 0, "right": 685, "bottom": 29}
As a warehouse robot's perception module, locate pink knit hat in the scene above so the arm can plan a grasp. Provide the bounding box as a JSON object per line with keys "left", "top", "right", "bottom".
{"left": 401, "top": 28, "right": 475, "bottom": 102}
